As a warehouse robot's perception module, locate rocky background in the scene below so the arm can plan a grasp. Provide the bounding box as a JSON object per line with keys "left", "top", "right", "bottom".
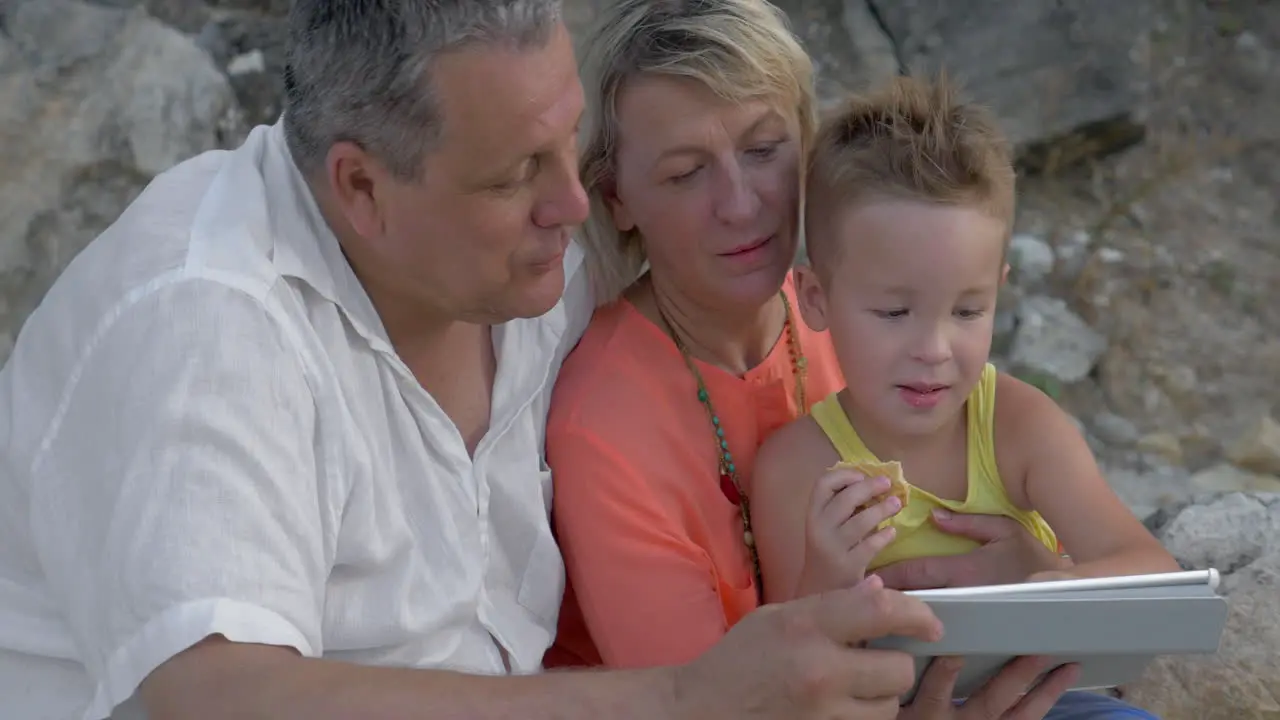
{"left": 1, "top": 0, "right": 1276, "bottom": 717}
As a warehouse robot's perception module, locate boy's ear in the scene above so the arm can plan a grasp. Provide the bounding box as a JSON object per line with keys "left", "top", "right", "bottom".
{"left": 793, "top": 263, "right": 830, "bottom": 333}
{"left": 1000, "top": 262, "right": 1010, "bottom": 286}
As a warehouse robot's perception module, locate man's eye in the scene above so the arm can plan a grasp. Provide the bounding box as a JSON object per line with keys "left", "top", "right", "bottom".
{"left": 491, "top": 158, "right": 540, "bottom": 193}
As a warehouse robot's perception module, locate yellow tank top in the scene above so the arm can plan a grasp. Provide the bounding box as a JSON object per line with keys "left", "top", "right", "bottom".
{"left": 809, "top": 363, "right": 1059, "bottom": 571}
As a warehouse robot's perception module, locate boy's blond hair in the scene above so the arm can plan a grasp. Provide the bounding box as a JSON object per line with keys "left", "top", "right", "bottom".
{"left": 804, "top": 74, "right": 1016, "bottom": 275}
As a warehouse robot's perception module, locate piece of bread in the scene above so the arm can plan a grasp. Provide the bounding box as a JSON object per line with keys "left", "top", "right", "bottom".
{"left": 830, "top": 459, "right": 911, "bottom": 514}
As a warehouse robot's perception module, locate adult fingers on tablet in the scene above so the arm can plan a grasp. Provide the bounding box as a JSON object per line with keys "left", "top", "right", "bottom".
{"left": 835, "top": 695, "right": 904, "bottom": 720}
{"left": 873, "top": 553, "right": 968, "bottom": 591}
{"left": 959, "top": 655, "right": 1055, "bottom": 719}
{"left": 818, "top": 576, "right": 943, "bottom": 648}
{"left": 1001, "top": 663, "right": 1079, "bottom": 720}
{"left": 902, "top": 656, "right": 964, "bottom": 718}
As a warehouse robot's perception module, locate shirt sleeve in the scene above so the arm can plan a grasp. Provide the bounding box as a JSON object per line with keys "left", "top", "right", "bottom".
{"left": 25, "top": 277, "right": 330, "bottom": 714}
{"left": 548, "top": 424, "right": 731, "bottom": 669}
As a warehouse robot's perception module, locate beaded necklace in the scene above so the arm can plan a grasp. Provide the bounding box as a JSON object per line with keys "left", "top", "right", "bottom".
{"left": 653, "top": 290, "right": 808, "bottom": 599}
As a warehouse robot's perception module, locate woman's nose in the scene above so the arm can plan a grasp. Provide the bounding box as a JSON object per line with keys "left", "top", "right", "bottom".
{"left": 712, "top": 163, "right": 760, "bottom": 226}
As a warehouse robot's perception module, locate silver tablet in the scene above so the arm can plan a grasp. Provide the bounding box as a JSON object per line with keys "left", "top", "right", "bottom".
{"left": 868, "top": 569, "right": 1229, "bottom": 702}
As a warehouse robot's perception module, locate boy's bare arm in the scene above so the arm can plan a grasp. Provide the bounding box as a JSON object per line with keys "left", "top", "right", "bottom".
{"left": 993, "top": 374, "right": 1179, "bottom": 579}
{"left": 750, "top": 418, "right": 832, "bottom": 604}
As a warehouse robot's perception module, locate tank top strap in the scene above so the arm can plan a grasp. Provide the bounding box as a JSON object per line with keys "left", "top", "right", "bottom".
{"left": 965, "top": 363, "right": 1005, "bottom": 497}
{"left": 810, "top": 391, "right": 879, "bottom": 463}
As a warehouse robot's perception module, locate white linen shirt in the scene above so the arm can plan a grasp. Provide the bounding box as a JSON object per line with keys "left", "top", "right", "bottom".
{"left": 0, "top": 119, "right": 592, "bottom": 720}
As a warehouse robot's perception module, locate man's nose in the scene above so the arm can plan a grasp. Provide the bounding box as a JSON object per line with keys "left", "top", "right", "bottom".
{"left": 534, "top": 154, "right": 590, "bottom": 229}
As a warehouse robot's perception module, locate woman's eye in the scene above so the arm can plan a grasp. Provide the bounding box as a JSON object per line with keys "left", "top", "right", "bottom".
{"left": 668, "top": 166, "right": 701, "bottom": 183}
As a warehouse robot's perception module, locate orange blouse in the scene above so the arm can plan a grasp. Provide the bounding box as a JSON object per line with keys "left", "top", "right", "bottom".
{"left": 544, "top": 274, "right": 844, "bottom": 669}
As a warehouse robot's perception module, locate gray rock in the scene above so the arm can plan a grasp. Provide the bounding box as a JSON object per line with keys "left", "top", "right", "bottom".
{"left": 1227, "top": 415, "right": 1280, "bottom": 477}
{"left": 195, "top": 11, "right": 287, "bottom": 128}
{"left": 1054, "top": 229, "right": 1094, "bottom": 280}
{"left": 1103, "top": 465, "right": 1195, "bottom": 524}
{"left": 869, "top": 0, "right": 1150, "bottom": 167}
{"left": 1091, "top": 412, "right": 1140, "bottom": 446}
{"left": 0, "top": 0, "right": 236, "bottom": 363}
{"left": 1191, "top": 464, "right": 1280, "bottom": 496}
{"left": 205, "top": 0, "right": 291, "bottom": 14}
{"left": 1009, "top": 295, "right": 1107, "bottom": 383}
{"left": 773, "top": 0, "right": 898, "bottom": 108}
{"left": 1158, "top": 493, "right": 1280, "bottom": 575}
{"left": 991, "top": 284, "right": 1022, "bottom": 357}
{"left": 1123, "top": 493, "right": 1280, "bottom": 718}
{"left": 1009, "top": 233, "right": 1055, "bottom": 285}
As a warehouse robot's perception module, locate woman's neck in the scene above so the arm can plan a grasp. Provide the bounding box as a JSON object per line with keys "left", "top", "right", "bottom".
{"left": 630, "top": 273, "right": 787, "bottom": 376}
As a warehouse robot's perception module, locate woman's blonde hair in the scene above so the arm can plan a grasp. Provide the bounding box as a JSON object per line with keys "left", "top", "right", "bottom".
{"left": 575, "top": 0, "right": 818, "bottom": 305}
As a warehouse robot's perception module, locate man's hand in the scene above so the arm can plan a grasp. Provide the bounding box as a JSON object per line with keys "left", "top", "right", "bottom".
{"left": 671, "top": 575, "right": 943, "bottom": 720}
{"left": 874, "top": 511, "right": 1068, "bottom": 591}
{"left": 898, "top": 655, "right": 1080, "bottom": 720}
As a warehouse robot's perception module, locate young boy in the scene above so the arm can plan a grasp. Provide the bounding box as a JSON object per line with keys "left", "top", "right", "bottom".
{"left": 751, "top": 75, "right": 1179, "bottom": 603}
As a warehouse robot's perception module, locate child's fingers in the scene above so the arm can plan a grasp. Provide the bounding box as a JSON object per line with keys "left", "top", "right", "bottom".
{"left": 808, "top": 467, "right": 866, "bottom": 519}
{"left": 837, "top": 494, "right": 903, "bottom": 547}
{"left": 847, "top": 525, "right": 897, "bottom": 572}
{"left": 818, "top": 474, "right": 892, "bottom": 527}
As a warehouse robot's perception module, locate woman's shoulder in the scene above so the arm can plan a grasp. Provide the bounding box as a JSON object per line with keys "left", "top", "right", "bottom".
{"left": 550, "top": 298, "right": 686, "bottom": 432}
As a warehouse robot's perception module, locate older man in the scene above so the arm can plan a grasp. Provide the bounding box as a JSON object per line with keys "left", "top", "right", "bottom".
{"left": 0, "top": 2, "right": 1075, "bottom": 719}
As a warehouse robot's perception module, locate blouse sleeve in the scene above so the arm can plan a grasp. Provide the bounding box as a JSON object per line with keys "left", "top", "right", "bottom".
{"left": 548, "top": 424, "right": 732, "bottom": 669}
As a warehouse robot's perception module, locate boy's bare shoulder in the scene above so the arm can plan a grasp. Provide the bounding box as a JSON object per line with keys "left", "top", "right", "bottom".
{"left": 753, "top": 414, "right": 839, "bottom": 492}
{"left": 993, "top": 371, "right": 1080, "bottom": 439}
{"left": 992, "top": 370, "right": 1087, "bottom": 503}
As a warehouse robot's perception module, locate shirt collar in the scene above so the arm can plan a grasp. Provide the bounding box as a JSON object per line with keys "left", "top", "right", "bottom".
{"left": 254, "top": 116, "right": 581, "bottom": 406}
{"left": 261, "top": 117, "right": 397, "bottom": 355}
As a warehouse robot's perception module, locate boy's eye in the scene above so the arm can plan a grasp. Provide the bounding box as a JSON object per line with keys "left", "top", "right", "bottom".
{"left": 954, "top": 308, "right": 985, "bottom": 319}
{"left": 873, "top": 308, "right": 908, "bottom": 319}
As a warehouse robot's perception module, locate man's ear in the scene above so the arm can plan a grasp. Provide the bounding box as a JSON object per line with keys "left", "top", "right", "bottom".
{"left": 793, "top": 263, "right": 830, "bottom": 333}
{"left": 326, "top": 140, "right": 388, "bottom": 241}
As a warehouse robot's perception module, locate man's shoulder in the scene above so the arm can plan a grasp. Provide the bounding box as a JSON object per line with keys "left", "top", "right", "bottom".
{"left": 41, "top": 133, "right": 284, "bottom": 316}
{"left": 20, "top": 126, "right": 297, "bottom": 352}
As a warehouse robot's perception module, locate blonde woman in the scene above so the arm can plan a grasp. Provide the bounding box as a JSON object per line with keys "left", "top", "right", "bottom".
{"left": 545, "top": 2, "right": 1161, "bottom": 719}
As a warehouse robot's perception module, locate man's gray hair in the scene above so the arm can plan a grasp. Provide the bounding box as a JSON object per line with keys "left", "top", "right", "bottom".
{"left": 282, "top": 0, "right": 563, "bottom": 181}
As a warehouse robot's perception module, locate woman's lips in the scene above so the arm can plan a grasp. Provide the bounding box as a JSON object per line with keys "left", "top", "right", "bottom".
{"left": 719, "top": 235, "right": 774, "bottom": 256}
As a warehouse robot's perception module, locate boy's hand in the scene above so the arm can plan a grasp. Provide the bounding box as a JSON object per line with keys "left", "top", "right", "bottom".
{"left": 795, "top": 468, "right": 903, "bottom": 597}
{"left": 875, "top": 512, "right": 1071, "bottom": 590}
